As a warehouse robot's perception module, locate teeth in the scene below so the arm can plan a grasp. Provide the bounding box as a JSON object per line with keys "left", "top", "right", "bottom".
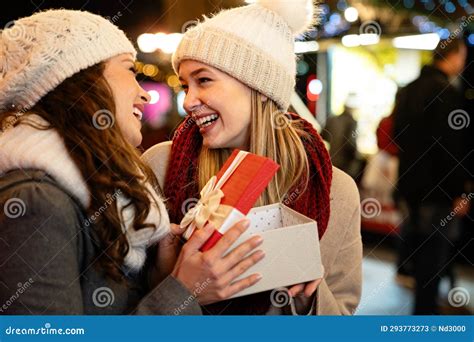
{"left": 133, "top": 107, "right": 143, "bottom": 121}
{"left": 197, "top": 114, "right": 218, "bottom": 127}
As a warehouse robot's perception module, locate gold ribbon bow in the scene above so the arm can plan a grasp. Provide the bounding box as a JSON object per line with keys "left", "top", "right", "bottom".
{"left": 180, "top": 176, "right": 225, "bottom": 230}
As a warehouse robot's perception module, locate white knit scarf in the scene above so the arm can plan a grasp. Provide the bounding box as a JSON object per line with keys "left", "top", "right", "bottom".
{"left": 0, "top": 114, "right": 170, "bottom": 271}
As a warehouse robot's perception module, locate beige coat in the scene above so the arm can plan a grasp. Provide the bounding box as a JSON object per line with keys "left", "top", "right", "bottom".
{"left": 142, "top": 141, "right": 362, "bottom": 315}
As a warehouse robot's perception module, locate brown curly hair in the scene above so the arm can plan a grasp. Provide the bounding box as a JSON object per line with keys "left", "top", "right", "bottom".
{"left": 1, "top": 62, "right": 163, "bottom": 282}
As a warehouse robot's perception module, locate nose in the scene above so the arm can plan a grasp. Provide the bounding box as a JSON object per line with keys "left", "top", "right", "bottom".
{"left": 183, "top": 88, "right": 202, "bottom": 114}
{"left": 139, "top": 87, "right": 151, "bottom": 104}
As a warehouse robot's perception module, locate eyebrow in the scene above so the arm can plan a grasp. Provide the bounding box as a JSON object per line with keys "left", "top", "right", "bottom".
{"left": 179, "top": 67, "right": 213, "bottom": 81}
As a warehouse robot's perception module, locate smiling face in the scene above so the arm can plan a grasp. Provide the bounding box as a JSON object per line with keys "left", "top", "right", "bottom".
{"left": 103, "top": 53, "right": 150, "bottom": 147}
{"left": 179, "top": 60, "right": 252, "bottom": 150}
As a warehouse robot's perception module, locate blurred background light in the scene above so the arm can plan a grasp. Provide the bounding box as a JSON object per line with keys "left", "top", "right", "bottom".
{"left": 140, "top": 82, "right": 172, "bottom": 128}
{"left": 392, "top": 33, "right": 440, "bottom": 50}
{"left": 295, "top": 41, "right": 319, "bottom": 54}
{"left": 344, "top": 7, "right": 359, "bottom": 23}
{"left": 148, "top": 90, "right": 160, "bottom": 105}
{"left": 137, "top": 33, "right": 158, "bottom": 53}
{"left": 308, "top": 79, "right": 323, "bottom": 95}
{"left": 176, "top": 90, "right": 187, "bottom": 117}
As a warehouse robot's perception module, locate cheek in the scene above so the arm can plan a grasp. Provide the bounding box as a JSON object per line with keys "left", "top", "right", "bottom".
{"left": 114, "top": 83, "right": 138, "bottom": 116}
{"left": 108, "top": 75, "right": 137, "bottom": 100}
{"left": 236, "top": 93, "right": 252, "bottom": 127}
{"left": 220, "top": 88, "right": 251, "bottom": 123}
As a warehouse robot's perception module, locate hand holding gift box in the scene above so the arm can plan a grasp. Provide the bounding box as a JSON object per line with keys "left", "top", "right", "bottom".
{"left": 180, "top": 150, "right": 323, "bottom": 298}
{"left": 180, "top": 149, "right": 280, "bottom": 251}
{"left": 227, "top": 204, "right": 324, "bottom": 298}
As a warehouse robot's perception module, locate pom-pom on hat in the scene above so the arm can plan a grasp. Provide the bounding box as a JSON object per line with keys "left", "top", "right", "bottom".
{"left": 172, "top": 0, "right": 320, "bottom": 112}
{"left": 0, "top": 9, "right": 136, "bottom": 112}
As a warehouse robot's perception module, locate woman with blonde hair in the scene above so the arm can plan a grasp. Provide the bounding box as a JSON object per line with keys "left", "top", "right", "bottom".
{"left": 144, "top": 0, "right": 363, "bottom": 315}
{"left": 0, "top": 9, "right": 264, "bottom": 314}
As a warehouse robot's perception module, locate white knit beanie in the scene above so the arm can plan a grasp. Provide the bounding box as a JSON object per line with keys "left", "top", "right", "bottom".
{"left": 0, "top": 9, "right": 137, "bottom": 112}
{"left": 172, "top": 0, "right": 319, "bottom": 111}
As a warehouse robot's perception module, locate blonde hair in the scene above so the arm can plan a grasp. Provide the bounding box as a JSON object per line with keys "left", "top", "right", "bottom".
{"left": 198, "top": 90, "right": 309, "bottom": 206}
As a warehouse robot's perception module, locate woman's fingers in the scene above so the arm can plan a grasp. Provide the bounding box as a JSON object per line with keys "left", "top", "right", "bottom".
{"left": 182, "top": 223, "right": 215, "bottom": 255}
{"left": 288, "top": 283, "right": 305, "bottom": 297}
{"left": 170, "top": 223, "right": 186, "bottom": 236}
{"left": 289, "top": 265, "right": 325, "bottom": 297}
{"left": 160, "top": 224, "right": 183, "bottom": 249}
{"left": 225, "top": 273, "right": 263, "bottom": 298}
{"left": 218, "top": 249, "right": 265, "bottom": 287}
{"left": 304, "top": 278, "right": 322, "bottom": 297}
{"left": 206, "top": 219, "right": 250, "bottom": 259}
{"left": 221, "top": 235, "right": 263, "bottom": 269}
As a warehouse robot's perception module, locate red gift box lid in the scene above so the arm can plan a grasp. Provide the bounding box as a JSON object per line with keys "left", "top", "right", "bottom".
{"left": 215, "top": 149, "right": 280, "bottom": 215}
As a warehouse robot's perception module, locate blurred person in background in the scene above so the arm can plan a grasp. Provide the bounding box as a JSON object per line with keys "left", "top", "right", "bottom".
{"left": 393, "top": 38, "right": 470, "bottom": 315}
{"left": 361, "top": 91, "right": 400, "bottom": 204}
{"left": 321, "top": 93, "right": 359, "bottom": 179}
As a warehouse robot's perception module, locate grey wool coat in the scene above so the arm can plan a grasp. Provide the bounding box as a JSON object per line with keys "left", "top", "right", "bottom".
{"left": 0, "top": 115, "right": 201, "bottom": 315}
{"left": 0, "top": 169, "right": 201, "bottom": 315}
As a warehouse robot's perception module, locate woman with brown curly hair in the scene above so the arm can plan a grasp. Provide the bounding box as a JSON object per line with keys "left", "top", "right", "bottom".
{"left": 0, "top": 9, "right": 263, "bottom": 314}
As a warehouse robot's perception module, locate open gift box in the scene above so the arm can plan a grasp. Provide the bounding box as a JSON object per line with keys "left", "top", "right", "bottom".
{"left": 227, "top": 203, "right": 323, "bottom": 298}
{"left": 175, "top": 149, "right": 322, "bottom": 298}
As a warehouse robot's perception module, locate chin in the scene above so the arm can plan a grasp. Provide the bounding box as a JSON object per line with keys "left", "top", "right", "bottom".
{"left": 134, "top": 137, "right": 143, "bottom": 147}
{"left": 128, "top": 134, "right": 143, "bottom": 147}
{"left": 202, "top": 137, "right": 217, "bottom": 149}
{"left": 206, "top": 139, "right": 246, "bottom": 150}
{"left": 203, "top": 138, "right": 226, "bottom": 150}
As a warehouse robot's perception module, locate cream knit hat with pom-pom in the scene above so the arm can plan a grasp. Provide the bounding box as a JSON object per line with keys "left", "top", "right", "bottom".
{"left": 0, "top": 9, "right": 136, "bottom": 112}
{"left": 172, "top": 0, "right": 319, "bottom": 111}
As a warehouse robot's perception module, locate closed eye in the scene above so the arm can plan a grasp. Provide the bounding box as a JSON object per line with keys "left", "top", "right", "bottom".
{"left": 198, "top": 77, "right": 211, "bottom": 84}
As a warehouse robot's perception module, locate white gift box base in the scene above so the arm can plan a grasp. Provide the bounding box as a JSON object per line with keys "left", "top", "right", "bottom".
{"left": 227, "top": 203, "right": 323, "bottom": 298}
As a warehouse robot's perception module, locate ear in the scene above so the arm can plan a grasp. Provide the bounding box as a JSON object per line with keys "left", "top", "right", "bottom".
{"left": 260, "top": 94, "right": 268, "bottom": 102}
